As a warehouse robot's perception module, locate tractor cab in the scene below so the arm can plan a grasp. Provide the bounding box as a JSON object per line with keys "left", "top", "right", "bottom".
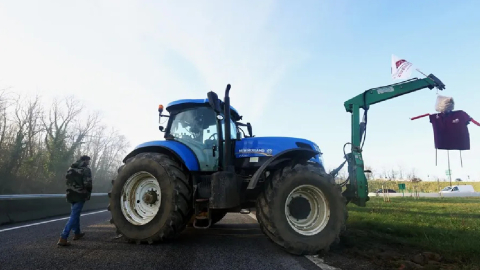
{"left": 158, "top": 96, "right": 243, "bottom": 172}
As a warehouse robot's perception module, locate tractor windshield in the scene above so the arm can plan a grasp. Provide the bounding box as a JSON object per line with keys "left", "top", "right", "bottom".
{"left": 167, "top": 106, "right": 236, "bottom": 171}
{"left": 168, "top": 107, "right": 217, "bottom": 144}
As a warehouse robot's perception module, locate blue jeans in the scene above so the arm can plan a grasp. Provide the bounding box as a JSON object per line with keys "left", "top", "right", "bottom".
{"left": 60, "top": 201, "right": 85, "bottom": 239}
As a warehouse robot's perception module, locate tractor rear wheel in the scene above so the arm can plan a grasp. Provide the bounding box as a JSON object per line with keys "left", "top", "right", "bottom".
{"left": 255, "top": 163, "right": 346, "bottom": 255}
{"left": 108, "top": 152, "right": 193, "bottom": 243}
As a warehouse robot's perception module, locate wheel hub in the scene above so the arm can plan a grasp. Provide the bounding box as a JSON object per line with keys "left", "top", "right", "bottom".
{"left": 285, "top": 184, "right": 330, "bottom": 236}
{"left": 142, "top": 190, "right": 158, "bottom": 205}
{"left": 287, "top": 195, "right": 311, "bottom": 220}
{"left": 120, "top": 171, "right": 162, "bottom": 225}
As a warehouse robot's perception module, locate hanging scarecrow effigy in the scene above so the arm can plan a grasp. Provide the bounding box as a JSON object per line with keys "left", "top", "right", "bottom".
{"left": 410, "top": 94, "right": 480, "bottom": 166}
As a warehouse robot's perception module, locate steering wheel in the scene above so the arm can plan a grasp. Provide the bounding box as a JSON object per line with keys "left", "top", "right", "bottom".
{"left": 208, "top": 133, "right": 217, "bottom": 141}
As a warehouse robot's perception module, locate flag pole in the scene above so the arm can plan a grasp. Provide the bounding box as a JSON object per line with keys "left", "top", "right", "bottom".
{"left": 414, "top": 68, "right": 436, "bottom": 93}
{"left": 415, "top": 68, "right": 428, "bottom": 78}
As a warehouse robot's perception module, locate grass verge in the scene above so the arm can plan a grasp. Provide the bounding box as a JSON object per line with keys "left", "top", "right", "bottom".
{"left": 328, "top": 197, "right": 480, "bottom": 270}
{"left": 367, "top": 180, "right": 480, "bottom": 193}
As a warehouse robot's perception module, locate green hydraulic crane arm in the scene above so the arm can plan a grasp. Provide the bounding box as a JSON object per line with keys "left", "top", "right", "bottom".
{"left": 342, "top": 74, "right": 445, "bottom": 207}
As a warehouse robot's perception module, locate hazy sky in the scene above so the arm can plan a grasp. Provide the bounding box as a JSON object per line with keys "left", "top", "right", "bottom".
{"left": 1, "top": 0, "right": 479, "bottom": 182}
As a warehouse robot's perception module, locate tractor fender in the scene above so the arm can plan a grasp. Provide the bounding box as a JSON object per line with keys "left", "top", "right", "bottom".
{"left": 246, "top": 148, "right": 320, "bottom": 190}
{"left": 122, "top": 140, "right": 200, "bottom": 171}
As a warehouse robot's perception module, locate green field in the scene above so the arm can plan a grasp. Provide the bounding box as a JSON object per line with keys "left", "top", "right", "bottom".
{"left": 367, "top": 180, "right": 480, "bottom": 193}
{"left": 342, "top": 197, "right": 480, "bottom": 269}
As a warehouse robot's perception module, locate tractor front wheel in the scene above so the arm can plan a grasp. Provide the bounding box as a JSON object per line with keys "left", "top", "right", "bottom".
{"left": 108, "top": 152, "right": 193, "bottom": 243}
{"left": 256, "top": 163, "right": 346, "bottom": 255}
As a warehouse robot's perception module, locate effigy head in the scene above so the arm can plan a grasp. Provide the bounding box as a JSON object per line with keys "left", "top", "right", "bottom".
{"left": 435, "top": 95, "right": 454, "bottom": 113}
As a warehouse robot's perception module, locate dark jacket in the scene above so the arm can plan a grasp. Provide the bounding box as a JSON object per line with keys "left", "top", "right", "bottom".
{"left": 65, "top": 159, "right": 93, "bottom": 203}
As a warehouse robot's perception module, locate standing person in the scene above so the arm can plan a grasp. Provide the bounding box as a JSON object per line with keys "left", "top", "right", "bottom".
{"left": 57, "top": 155, "right": 93, "bottom": 247}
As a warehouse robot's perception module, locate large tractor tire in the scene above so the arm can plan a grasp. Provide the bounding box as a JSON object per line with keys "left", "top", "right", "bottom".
{"left": 255, "top": 163, "right": 347, "bottom": 255}
{"left": 108, "top": 152, "right": 193, "bottom": 243}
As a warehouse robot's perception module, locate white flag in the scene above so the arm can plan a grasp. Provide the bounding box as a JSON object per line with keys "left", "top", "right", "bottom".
{"left": 391, "top": 54, "right": 413, "bottom": 80}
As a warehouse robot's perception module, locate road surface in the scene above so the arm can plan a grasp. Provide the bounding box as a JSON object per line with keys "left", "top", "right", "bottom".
{"left": 0, "top": 210, "right": 341, "bottom": 270}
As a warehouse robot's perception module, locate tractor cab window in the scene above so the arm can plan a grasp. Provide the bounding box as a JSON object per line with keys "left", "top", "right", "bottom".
{"left": 167, "top": 106, "right": 236, "bottom": 171}
{"left": 169, "top": 107, "right": 217, "bottom": 146}
{"left": 168, "top": 107, "right": 218, "bottom": 171}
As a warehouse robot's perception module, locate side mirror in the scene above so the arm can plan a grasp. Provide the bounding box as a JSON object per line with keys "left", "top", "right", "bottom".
{"left": 207, "top": 91, "right": 221, "bottom": 114}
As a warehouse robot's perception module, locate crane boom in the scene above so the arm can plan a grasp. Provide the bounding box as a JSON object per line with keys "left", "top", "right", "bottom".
{"left": 342, "top": 74, "right": 446, "bottom": 207}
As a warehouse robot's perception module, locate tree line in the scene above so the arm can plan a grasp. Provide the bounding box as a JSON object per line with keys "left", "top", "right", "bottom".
{"left": 0, "top": 89, "right": 130, "bottom": 194}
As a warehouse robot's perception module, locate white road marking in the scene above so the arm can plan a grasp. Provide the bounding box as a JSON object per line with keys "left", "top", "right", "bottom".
{"left": 305, "top": 255, "right": 341, "bottom": 270}
{"left": 0, "top": 210, "right": 107, "bottom": 233}
{"left": 247, "top": 212, "right": 341, "bottom": 270}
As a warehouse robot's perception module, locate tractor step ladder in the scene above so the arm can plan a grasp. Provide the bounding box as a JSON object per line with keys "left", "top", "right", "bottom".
{"left": 193, "top": 198, "right": 211, "bottom": 229}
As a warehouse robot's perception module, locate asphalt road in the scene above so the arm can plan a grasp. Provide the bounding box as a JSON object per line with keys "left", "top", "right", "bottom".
{"left": 0, "top": 210, "right": 338, "bottom": 270}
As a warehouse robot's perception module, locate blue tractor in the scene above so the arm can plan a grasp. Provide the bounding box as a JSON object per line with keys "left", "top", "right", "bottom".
{"left": 108, "top": 75, "right": 445, "bottom": 255}
{"left": 108, "top": 84, "right": 345, "bottom": 255}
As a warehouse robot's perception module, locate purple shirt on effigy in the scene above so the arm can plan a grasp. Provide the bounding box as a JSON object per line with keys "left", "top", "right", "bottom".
{"left": 429, "top": 110, "right": 471, "bottom": 150}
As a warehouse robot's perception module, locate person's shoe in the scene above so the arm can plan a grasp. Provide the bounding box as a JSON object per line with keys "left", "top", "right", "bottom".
{"left": 57, "top": 237, "right": 71, "bottom": 246}
{"left": 73, "top": 232, "right": 85, "bottom": 240}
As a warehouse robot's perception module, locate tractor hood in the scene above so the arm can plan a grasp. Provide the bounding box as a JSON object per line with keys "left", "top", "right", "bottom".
{"left": 235, "top": 136, "right": 323, "bottom": 165}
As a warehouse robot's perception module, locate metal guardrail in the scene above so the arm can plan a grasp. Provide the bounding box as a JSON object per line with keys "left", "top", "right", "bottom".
{"left": 0, "top": 193, "right": 107, "bottom": 200}
{"left": 0, "top": 193, "right": 109, "bottom": 226}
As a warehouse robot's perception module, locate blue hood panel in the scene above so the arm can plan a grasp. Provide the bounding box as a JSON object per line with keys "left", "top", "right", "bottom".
{"left": 235, "top": 137, "right": 323, "bottom": 165}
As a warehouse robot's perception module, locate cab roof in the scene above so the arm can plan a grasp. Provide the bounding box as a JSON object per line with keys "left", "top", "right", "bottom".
{"left": 166, "top": 98, "right": 241, "bottom": 121}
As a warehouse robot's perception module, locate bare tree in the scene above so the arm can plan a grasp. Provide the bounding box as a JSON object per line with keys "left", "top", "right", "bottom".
{"left": 381, "top": 167, "right": 389, "bottom": 180}
{"left": 407, "top": 168, "right": 418, "bottom": 181}
{"left": 397, "top": 165, "right": 405, "bottom": 180}
{"left": 0, "top": 88, "right": 15, "bottom": 152}
{"left": 14, "top": 95, "right": 46, "bottom": 187}
{"left": 389, "top": 168, "right": 397, "bottom": 181}
{"left": 42, "top": 96, "right": 101, "bottom": 181}
{"left": 75, "top": 124, "right": 129, "bottom": 191}
{"left": 23, "top": 95, "right": 44, "bottom": 158}
{"left": 0, "top": 92, "right": 130, "bottom": 195}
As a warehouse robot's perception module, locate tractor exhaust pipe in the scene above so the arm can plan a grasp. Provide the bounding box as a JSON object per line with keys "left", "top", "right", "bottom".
{"left": 209, "top": 84, "right": 242, "bottom": 210}
{"left": 223, "top": 84, "right": 233, "bottom": 172}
